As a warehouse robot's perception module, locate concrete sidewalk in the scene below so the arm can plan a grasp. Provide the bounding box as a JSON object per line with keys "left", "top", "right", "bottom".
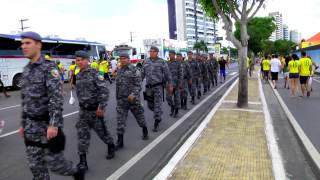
{"left": 155, "top": 74, "right": 284, "bottom": 179}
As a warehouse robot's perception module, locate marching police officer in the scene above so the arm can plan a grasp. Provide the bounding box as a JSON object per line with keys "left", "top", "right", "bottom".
{"left": 200, "top": 54, "right": 209, "bottom": 94}
{"left": 141, "top": 46, "right": 173, "bottom": 132}
{"left": 166, "top": 50, "right": 183, "bottom": 118}
{"left": 188, "top": 52, "right": 201, "bottom": 103}
{"left": 176, "top": 53, "right": 192, "bottom": 110}
{"left": 115, "top": 53, "right": 149, "bottom": 149}
{"left": 19, "top": 31, "right": 84, "bottom": 180}
{"left": 75, "top": 50, "right": 115, "bottom": 171}
{"left": 209, "top": 53, "right": 219, "bottom": 86}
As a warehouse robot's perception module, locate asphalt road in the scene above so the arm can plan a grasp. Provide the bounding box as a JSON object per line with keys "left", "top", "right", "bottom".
{"left": 273, "top": 75, "right": 320, "bottom": 153}
{"left": 0, "top": 65, "right": 238, "bottom": 180}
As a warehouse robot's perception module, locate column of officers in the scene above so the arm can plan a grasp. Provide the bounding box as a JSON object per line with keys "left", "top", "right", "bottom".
{"left": 19, "top": 31, "right": 226, "bottom": 180}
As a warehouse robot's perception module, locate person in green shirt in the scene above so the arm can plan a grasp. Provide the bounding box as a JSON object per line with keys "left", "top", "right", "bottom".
{"left": 299, "top": 51, "right": 312, "bottom": 97}
{"left": 288, "top": 54, "right": 300, "bottom": 97}
{"left": 261, "top": 55, "right": 270, "bottom": 83}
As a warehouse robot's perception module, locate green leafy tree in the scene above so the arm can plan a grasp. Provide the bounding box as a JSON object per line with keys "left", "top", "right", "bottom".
{"left": 273, "top": 40, "right": 297, "bottom": 55}
{"left": 234, "top": 17, "right": 276, "bottom": 55}
{"left": 193, "top": 40, "right": 208, "bottom": 53}
{"left": 199, "top": 0, "right": 266, "bottom": 107}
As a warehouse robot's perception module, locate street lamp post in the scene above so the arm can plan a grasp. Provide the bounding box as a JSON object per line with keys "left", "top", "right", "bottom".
{"left": 20, "top": 19, "right": 29, "bottom": 32}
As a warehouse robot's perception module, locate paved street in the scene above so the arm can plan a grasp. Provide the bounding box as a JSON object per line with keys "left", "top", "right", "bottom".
{"left": 0, "top": 66, "right": 238, "bottom": 180}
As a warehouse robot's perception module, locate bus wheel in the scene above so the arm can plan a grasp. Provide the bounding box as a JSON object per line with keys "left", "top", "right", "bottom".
{"left": 13, "top": 74, "right": 23, "bottom": 90}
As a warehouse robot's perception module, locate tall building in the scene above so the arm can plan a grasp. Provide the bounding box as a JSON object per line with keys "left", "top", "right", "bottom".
{"left": 167, "top": 0, "right": 218, "bottom": 50}
{"left": 283, "top": 24, "right": 289, "bottom": 40}
{"left": 290, "top": 30, "right": 301, "bottom": 44}
{"left": 269, "top": 12, "right": 283, "bottom": 41}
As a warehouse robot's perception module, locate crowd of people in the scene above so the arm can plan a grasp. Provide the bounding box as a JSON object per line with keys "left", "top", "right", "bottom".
{"left": 260, "top": 51, "right": 319, "bottom": 97}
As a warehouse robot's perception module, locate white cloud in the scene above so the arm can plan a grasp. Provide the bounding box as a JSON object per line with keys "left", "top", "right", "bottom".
{"left": 0, "top": 0, "right": 168, "bottom": 46}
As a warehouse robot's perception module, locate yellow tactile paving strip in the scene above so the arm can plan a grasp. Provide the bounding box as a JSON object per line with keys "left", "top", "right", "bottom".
{"left": 169, "top": 76, "right": 274, "bottom": 180}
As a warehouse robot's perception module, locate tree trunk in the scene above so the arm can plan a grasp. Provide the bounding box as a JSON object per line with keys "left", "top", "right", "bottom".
{"left": 237, "top": 23, "right": 249, "bottom": 108}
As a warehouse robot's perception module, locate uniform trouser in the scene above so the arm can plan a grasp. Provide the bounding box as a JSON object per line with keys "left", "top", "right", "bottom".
{"left": 208, "top": 72, "right": 213, "bottom": 87}
{"left": 25, "top": 145, "right": 77, "bottom": 180}
{"left": 181, "top": 80, "right": 189, "bottom": 101}
{"left": 76, "top": 109, "right": 114, "bottom": 155}
{"left": 166, "top": 86, "right": 181, "bottom": 109}
{"left": 146, "top": 86, "right": 163, "bottom": 122}
{"left": 116, "top": 98, "right": 146, "bottom": 134}
{"left": 196, "top": 77, "right": 202, "bottom": 95}
{"left": 212, "top": 71, "right": 218, "bottom": 86}
{"left": 104, "top": 73, "right": 112, "bottom": 83}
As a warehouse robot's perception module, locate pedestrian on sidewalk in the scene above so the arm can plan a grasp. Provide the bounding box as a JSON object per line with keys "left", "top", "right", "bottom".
{"left": 74, "top": 50, "right": 115, "bottom": 171}
{"left": 288, "top": 54, "right": 300, "bottom": 97}
{"left": 299, "top": 51, "right": 312, "bottom": 97}
{"left": 270, "top": 54, "right": 282, "bottom": 89}
{"left": 19, "top": 31, "right": 84, "bottom": 180}
{"left": 218, "top": 56, "right": 229, "bottom": 83}
{"left": 114, "top": 53, "right": 149, "bottom": 150}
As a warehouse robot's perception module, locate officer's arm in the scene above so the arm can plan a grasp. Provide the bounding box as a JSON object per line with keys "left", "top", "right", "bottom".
{"left": 21, "top": 92, "right": 26, "bottom": 128}
{"left": 95, "top": 72, "right": 109, "bottom": 110}
{"left": 163, "top": 63, "right": 172, "bottom": 85}
{"left": 140, "top": 65, "right": 145, "bottom": 80}
{"left": 131, "top": 69, "right": 142, "bottom": 97}
{"left": 46, "top": 63, "right": 63, "bottom": 127}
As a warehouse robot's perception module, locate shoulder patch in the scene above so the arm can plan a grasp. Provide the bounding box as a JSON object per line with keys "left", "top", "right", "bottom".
{"left": 51, "top": 69, "right": 60, "bottom": 78}
{"left": 98, "top": 74, "right": 105, "bottom": 81}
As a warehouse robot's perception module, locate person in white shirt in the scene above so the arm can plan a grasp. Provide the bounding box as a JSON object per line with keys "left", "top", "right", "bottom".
{"left": 270, "top": 54, "right": 282, "bottom": 89}
{"left": 110, "top": 58, "right": 118, "bottom": 78}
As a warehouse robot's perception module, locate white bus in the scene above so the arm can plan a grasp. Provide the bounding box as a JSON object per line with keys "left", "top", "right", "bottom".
{"left": 0, "top": 33, "right": 106, "bottom": 89}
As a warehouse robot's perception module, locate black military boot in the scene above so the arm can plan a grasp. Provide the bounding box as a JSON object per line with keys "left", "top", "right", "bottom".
{"left": 106, "top": 143, "right": 115, "bottom": 159}
{"left": 77, "top": 154, "right": 88, "bottom": 171}
{"left": 142, "top": 126, "right": 149, "bottom": 140}
{"left": 115, "top": 134, "right": 124, "bottom": 150}
{"left": 173, "top": 108, "right": 179, "bottom": 118}
{"left": 73, "top": 166, "right": 85, "bottom": 180}
{"left": 153, "top": 120, "right": 160, "bottom": 132}
{"left": 181, "top": 99, "right": 184, "bottom": 110}
{"left": 170, "top": 105, "right": 175, "bottom": 116}
{"left": 191, "top": 96, "right": 195, "bottom": 105}
{"left": 197, "top": 91, "right": 201, "bottom": 99}
{"left": 184, "top": 98, "right": 188, "bottom": 110}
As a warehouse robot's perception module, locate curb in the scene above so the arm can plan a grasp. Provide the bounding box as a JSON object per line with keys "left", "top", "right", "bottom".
{"left": 268, "top": 80, "right": 320, "bottom": 178}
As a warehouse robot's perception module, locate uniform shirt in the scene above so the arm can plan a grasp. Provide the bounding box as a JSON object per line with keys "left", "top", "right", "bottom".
{"left": 261, "top": 59, "right": 270, "bottom": 71}
{"left": 167, "top": 59, "right": 183, "bottom": 87}
{"left": 21, "top": 56, "right": 63, "bottom": 128}
{"left": 288, "top": 60, "right": 300, "bottom": 73}
{"left": 270, "top": 58, "right": 281, "bottom": 72}
{"left": 181, "top": 61, "right": 192, "bottom": 80}
{"left": 211, "top": 59, "right": 219, "bottom": 72}
{"left": 189, "top": 59, "right": 201, "bottom": 77}
{"left": 141, "top": 57, "right": 172, "bottom": 86}
{"left": 76, "top": 68, "right": 109, "bottom": 110}
{"left": 299, "top": 57, "right": 312, "bottom": 76}
{"left": 116, "top": 64, "right": 141, "bottom": 99}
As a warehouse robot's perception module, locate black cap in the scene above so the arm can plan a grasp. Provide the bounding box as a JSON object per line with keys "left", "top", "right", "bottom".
{"left": 75, "top": 50, "right": 89, "bottom": 59}
{"left": 176, "top": 52, "right": 182, "bottom": 56}
{"left": 169, "top": 50, "right": 176, "bottom": 54}
{"left": 187, "top": 51, "right": 193, "bottom": 54}
{"left": 21, "top": 31, "right": 42, "bottom": 42}
{"left": 150, "top": 46, "right": 159, "bottom": 52}
{"left": 119, "top": 52, "right": 130, "bottom": 59}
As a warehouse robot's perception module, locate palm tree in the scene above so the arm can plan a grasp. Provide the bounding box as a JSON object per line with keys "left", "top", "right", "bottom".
{"left": 193, "top": 40, "right": 208, "bottom": 53}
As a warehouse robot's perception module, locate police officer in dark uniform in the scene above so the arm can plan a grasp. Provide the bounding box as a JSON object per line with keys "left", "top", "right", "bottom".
{"left": 75, "top": 51, "right": 115, "bottom": 171}
{"left": 176, "top": 52, "right": 192, "bottom": 110}
{"left": 115, "top": 53, "right": 149, "bottom": 149}
{"left": 19, "top": 31, "right": 84, "bottom": 180}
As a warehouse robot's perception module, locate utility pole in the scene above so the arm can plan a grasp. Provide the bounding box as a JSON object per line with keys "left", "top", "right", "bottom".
{"left": 20, "top": 19, "right": 29, "bottom": 32}
{"left": 130, "top": 32, "right": 133, "bottom": 42}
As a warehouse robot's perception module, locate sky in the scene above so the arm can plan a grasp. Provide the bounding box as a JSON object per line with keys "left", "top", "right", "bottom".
{"left": 0, "top": 0, "right": 319, "bottom": 49}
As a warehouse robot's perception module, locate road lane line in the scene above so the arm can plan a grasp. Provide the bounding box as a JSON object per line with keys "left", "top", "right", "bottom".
{"left": 0, "top": 110, "right": 79, "bottom": 138}
{"left": 154, "top": 78, "right": 238, "bottom": 180}
{"left": 259, "top": 78, "right": 286, "bottom": 180}
{"left": 0, "top": 105, "right": 21, "bottom": 111}
{"left": 106, "top": 74, "right": 238, "bottom": 180}
{"left": 313, "top": 78, "right": 320, "bottom": 83}
{"left": 269, "top": 80, "right": 320, "bottom": 174}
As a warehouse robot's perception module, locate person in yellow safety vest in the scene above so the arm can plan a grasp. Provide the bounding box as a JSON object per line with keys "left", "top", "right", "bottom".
{"left": 90, "top": 59, "right": 99, "bottom": 71}
{"left": 261, "top": 55, "right": 270, "bottom": 82}
{"left": 69, "top": 61, "right": 77, "bottom": 89}
{"left": 299, "top": 51, "right": 312, "bottom": 97}
{"left": 99, "top": 58, "right": 113, "bottom": 84}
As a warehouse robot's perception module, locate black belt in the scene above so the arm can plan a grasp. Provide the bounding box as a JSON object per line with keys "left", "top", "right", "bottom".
{"left": 26, "top": 114, "right": 49, "bottom": 122}
{"left": 80, "top": 104, "right": 98, "bottom": 111}
{"left": 145, "top": 82, "right": 163, "bottom": 88}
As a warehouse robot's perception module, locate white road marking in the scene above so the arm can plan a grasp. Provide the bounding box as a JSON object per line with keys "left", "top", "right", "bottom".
{"left": 106, "top": 74, "right": 238, "bottom": 180}
{"left": 0, "top": 111, "right": 79, "bottom": 138}
{"left": 313, "top": 78, "right": 320, "bottom": 83}
{"left": 269, "top": 79, "right": 320, "bottom": 175}
{"left": 0, "top": 105, "right": 21, "bottom": 111}
{"left": 154, "top": 78, "right": 238, "bottom": 180}
{"left": 259, "top": 77, "right": 286, "bottom": 180}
